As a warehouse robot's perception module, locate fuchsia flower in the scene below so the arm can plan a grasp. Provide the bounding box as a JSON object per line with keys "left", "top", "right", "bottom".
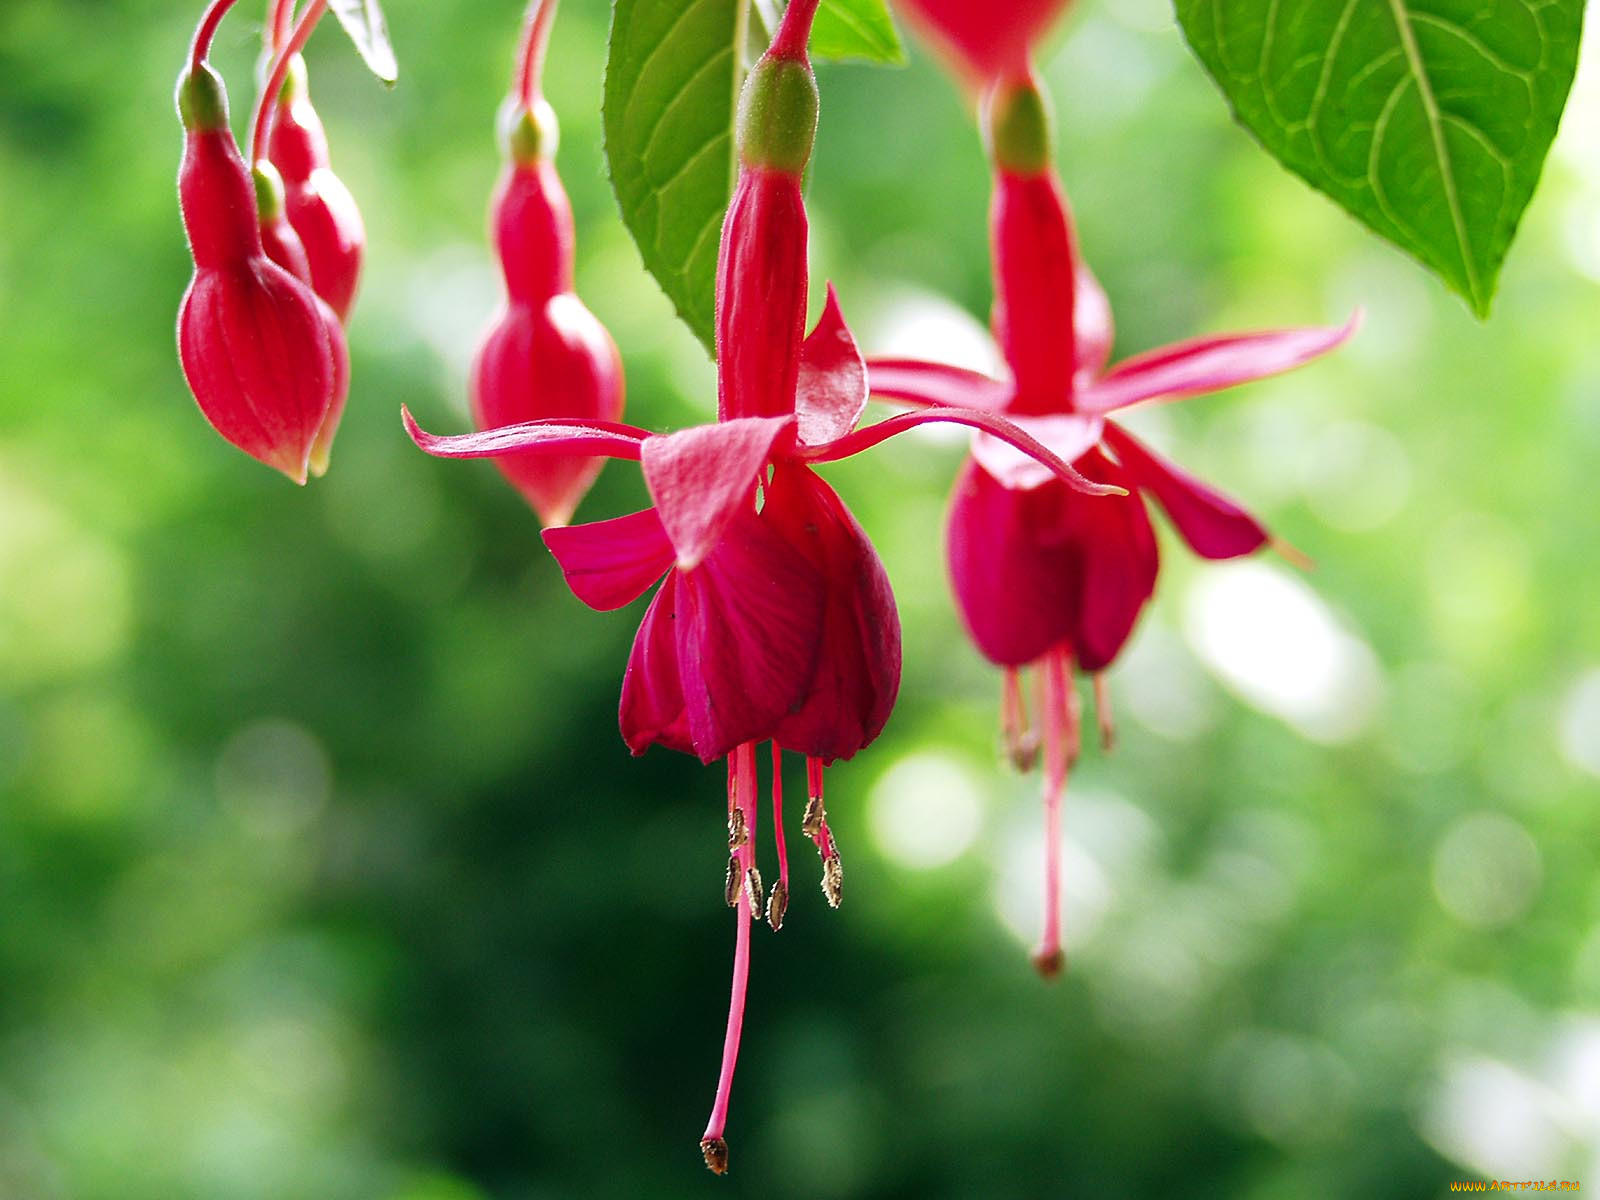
{"left": 868, "top": 71, "right": 1357, "bottom": 976}
{"left": 404, "top": 6, "right": 1116, "bottom": 1172}
{"left": 470, "top": 0, "right": 625, "bottom": 527}
{"left": 175, "top": 59, "right": 341, "bottom": 483}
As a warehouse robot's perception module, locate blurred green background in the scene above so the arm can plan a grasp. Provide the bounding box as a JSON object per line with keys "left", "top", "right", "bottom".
{"left": 4, "top": 0, "right": 1600, "bottom": 1196}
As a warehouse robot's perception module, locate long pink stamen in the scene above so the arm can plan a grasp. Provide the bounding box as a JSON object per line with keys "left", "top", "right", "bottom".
{"left": 1034, "top": 646, "right": 1071, "bottom": 979}
{"left": 804, "top": 757, "right": 842, "bottom": 907}
{"left": 768, "top": 743, "right": 790, "bottom": 930}
{"left": 702, "top": 743, "right": 759, "bottom": 1173}
{"left": 1001, "top": 666, "right": 1038, "bottom": 771}
{"left": 1092, "top": 672, "right": 1115, "bottom": 752}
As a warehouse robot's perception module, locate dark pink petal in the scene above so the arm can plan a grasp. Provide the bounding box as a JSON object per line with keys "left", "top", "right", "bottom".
{"left": 795, "top": 284, "right": 869, "bottom": 448}
{"left": 946, "top": 457, "right": 1077, "bottom": 667}
{"left": 1076, "top": 313, "right": 1360, "bottom": 415}
{"left": 674, "top": 508, "right": 827, "bottom": 764}
{"left": 802, "top": 407, "right": 1125, "bottom": 497}
{"left": 764, "top": 464, "right": 901, "bottom": 763}
{"left": 640, "top": 416, "right": 794, "bottom": 569}
{"left": 1064, "top": 447, "right": 1159, "bottom": 673}
{"left": 1102, "top": 422, "right": 1268, "bottom": 560}
{"left": 865, "top": 359, "right": 1011, "bottom": 412}
{"left": 619, "top": 573, "right": 694, "bottom": 757}
{"left": 542, "top": 508, "right": 675, "bottom": 612}
{"left": 402, "top": 407, "right": 647, "bottom": 460}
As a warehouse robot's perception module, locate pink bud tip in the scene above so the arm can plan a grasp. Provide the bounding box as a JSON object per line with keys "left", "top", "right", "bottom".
{"left": 701, "top": 1137, "right": 729, "bottom": 1174}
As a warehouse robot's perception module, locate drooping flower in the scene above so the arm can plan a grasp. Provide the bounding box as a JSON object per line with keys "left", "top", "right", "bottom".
{"left": 175, "top": 58, "right": 340, "bottom": 483}
{"left": 469, "top": 0, "right": 625, "bottom": 527}
{"left": 867, "top": 70, "right": 1357, "bottom": 976}
{"left": 405, "top": 4, "right": 1118, "bottom": 1168}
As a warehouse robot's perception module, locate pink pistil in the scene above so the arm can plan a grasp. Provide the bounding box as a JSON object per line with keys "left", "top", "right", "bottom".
{"left": 1033, "top": 646, "right": 1071, "bottom": 979}
{"left": 702, "top": 743, "right": 760, "bottom": 1174}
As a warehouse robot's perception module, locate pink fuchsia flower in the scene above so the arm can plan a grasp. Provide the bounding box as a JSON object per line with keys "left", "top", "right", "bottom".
{"left": 893, "top": 0, "right": 1074, "bottom": 83}
{"left": 175, "top": 59, "right": 340, "bottom": 483}
{"left": 469, "top": 0, "right": 625, "bottom": 527}
{"left": 868, "top": 71, "right": 1357, "bottom": 977}
{"left": 409, "top": 10, "right": 1110, "bottom": 1169}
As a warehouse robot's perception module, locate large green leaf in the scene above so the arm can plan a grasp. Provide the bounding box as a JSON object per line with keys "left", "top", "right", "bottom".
{"left": 604, "top": 0, "right": 901, "bottom": 355}
{"left": 604, "top": 0, "right": 744, "bottom": 354}
{"left": 1174, "top": 0, "right": 1584, "bottom": 316}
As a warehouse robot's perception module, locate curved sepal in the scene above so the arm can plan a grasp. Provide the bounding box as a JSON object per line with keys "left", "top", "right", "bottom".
{"left": 795, "top": 284, "right": 869, "bottom": 447}
{"left": 640, "top": 415, "right": 793, "bottom": 569}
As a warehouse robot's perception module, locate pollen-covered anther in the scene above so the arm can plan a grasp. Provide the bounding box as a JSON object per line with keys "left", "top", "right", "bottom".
{"left": 727, "top": 806, "right": 748, "bottom": 851}
{"left": 701, "top": 1137, "right": 729, "bottom": 1175}
{"left": 766, "top": 879, "right": 789, "bottom": 931}
{"left": 744, "top": 866, "right": 765, "bottom": 919}
{"left": 801, "top": 795, "right": 825, "bottom": 839}
{"left": 1005, "top": 729, "right": 1040, "bottom": 773}
{"left": 822, "top": 852, "right": 843, "bottom": 908}
{"left": 724, "top": 854, "right": 742, "bottom": 907}
{"left": 1032, "top": 946, "right": 1065, "bottom": 980}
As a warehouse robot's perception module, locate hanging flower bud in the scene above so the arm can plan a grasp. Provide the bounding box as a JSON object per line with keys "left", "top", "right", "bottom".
{"left": 175, "top": 61, "right": 338, "bottom": 483}
{"left": 470, "top": 1, "right": 625, "bottom": 527}
{"left": 266, "top": 55, "right": 365, "bottom": 322}
{"left": 254, "top": 160, "right": 350, "bottom": 478}
{"left": 894, "top": 0, "right": 1074, "bottom": 82}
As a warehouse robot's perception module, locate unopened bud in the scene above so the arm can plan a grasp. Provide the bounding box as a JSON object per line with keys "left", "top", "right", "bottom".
{"left": 801, "top": 795, "right": 825, "bottom": 838}
{"left": 735, "top": 56, "right": 818, "bottom": 173}
{"left": 727, "top": 807, "right": 748, "bottom": 851}
{"left": 744, "top": 867, "right": 765, "bottom": 919}
{"left": 177, "top": 62, "right": 229, "bottom": 132}
{"left": 822, "top": 853, "right": 843, "bottom": 908}
{"left": 252, "top": 161, "right": 287, "bottom": 223}
{"left": 766, "top": 879, "right": 788, "bottom": 931}
{"left": 700, "top": 1136, "right": 729, "bottom": 1174}
{"left": 724, "top": 855, "right": 741, "bottom": 907}
{"left": 984, "top": 75, "right": 1053, "bottom": 175}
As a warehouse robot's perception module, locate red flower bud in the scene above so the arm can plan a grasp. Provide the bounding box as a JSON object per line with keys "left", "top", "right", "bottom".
{"left": 175, "top": 63, "right": 338, "bottom": 483}
{"left": 470, "top": 102, "right": 624, "bottom": 526}
{"left": 267, "top": 56, "right": 365, "bottom": 322}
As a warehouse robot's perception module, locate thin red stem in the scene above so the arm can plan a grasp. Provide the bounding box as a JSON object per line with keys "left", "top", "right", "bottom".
{"left": 269, "top": 0, "right": 295, "bottom": 51}
{"left": 1034, "top": 646, "right": 1071, "bottom": 978}
{"left": 768, "top": 0, "right": 821, "bottom": 60}
{"left": 250, "top": 0, "right": 327, "bottom": 163}
{"left": 703, "top": 743, "right": 759, "bottom": 1166}
{"left": 515, "top": 0, "right": 560, "bottom": 110}
{"left": 190, "top": 0, "right": 244, "bottom": 70}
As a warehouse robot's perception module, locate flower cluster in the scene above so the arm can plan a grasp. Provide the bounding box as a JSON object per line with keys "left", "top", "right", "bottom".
{"left": 171, "top": 0, "right": 1355, "bottom": 1174}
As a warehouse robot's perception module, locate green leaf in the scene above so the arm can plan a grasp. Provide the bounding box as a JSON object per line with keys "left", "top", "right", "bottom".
{"left": 604, "top": 0, "right": 903, "bottom": 353}
{"left": 810, "top": 0, "right": 906, "bottom": 64}
{"left": 328, "top": 0, "right": 398, "bottom": 84}
{"left": 604, "top": 0, "right": 744, "bottom": 354}
{"left": 1174, "top": 0, "right": 1584, "bottom": 316}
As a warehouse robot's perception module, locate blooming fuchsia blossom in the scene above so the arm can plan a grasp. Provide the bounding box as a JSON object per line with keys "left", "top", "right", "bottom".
{"left": 469, "top": 0, "right": 625, "bottom": 527}
{"left": 405, "top": 4, "right": 1118, "bottom": 1173}
{"left": 868, "top": 70, "right": 1358, "bottom": 977}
